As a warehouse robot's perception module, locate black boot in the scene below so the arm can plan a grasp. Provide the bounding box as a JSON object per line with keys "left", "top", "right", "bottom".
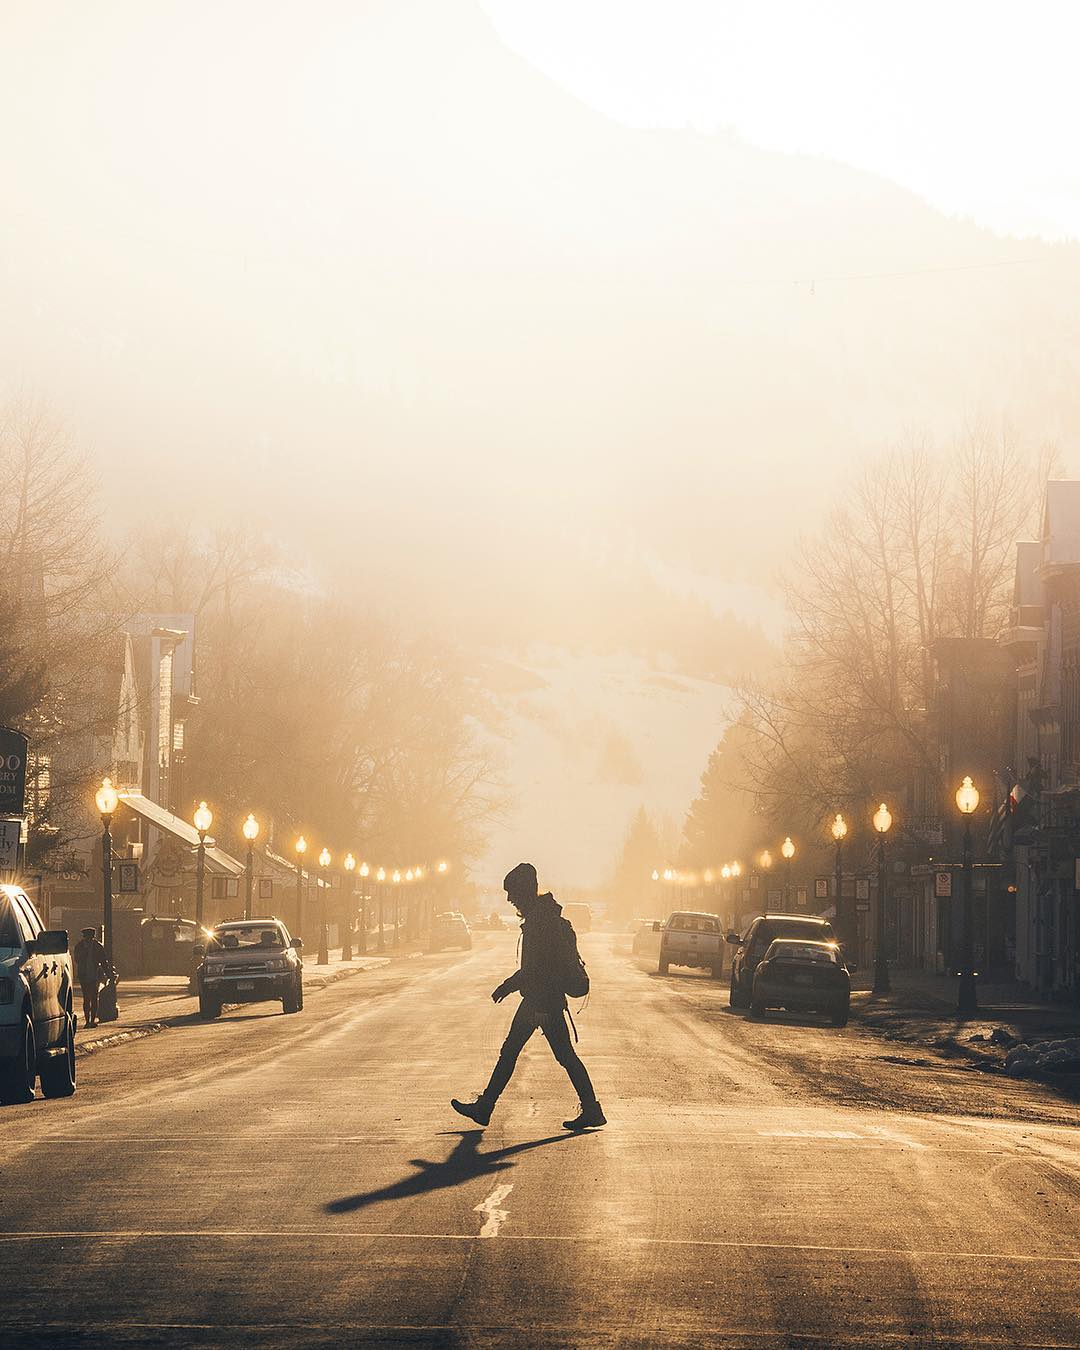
{"left": 451, "top": 1096, "right": 493, "bottom": 1126}
{"left": 563, "top": 1100, "right": 606, "bottom": 1131}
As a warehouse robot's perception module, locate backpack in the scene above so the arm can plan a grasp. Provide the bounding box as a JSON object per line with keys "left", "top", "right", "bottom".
{"left": 559, "top": 918, "right": 590, "bottom": 999}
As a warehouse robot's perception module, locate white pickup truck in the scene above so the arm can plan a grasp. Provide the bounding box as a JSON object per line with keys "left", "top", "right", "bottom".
{"left": 654, "top": 910, "right": 725, "bottom": 979}
{"left": 0, "top": 884, "right": 77, "bottom": 1102}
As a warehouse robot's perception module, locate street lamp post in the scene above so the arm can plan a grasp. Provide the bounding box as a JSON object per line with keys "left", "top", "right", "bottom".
{"left": 193, "top": 801, "right": 213, "bottom": 929}
{"left": 376, "top": 867, "right": 386, "bottom": 950}
{"left": 357, "top": 861, "right": 369, "bottom": 954}
{"left": 955, "top": 776, "right": 980, "bottom": 1013}
{"left": 242, "top": 813, "right": 259, "bottom": 920}
{"left": 392, "top": 870, "right": 402, "bottom": 946}
{"left": 781, "top": 837, "right": 796, "bottom": 910}
{"left": 294, "top": 835, "right": 307, "bottom": 942}
{"left": 872, "top": 803, "right": 893, "bottom": 995}
{"left": 342, "top": 852, "right": 356, "bottom": 961}
{"left": 831, "top": 813, "right": 848, "bottom": 945}
{"left": 95, "top": 777, "right": 120, "bottom": 1021}
{"left": 318, "top": 847, "right": 331, "bottom": 965}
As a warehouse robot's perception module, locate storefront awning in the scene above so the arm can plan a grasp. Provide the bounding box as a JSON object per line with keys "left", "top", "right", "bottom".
{"left": 117, "top": 792, "right": 245, "bottom": 877}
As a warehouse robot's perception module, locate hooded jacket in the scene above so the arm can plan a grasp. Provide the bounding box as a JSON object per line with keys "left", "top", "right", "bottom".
{"left": 502, "top": 892, "right": 573, "bottom": 1015}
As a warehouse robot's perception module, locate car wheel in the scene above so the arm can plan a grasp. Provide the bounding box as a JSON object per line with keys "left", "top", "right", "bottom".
{"left": 40, "top": 1010, "right": 77, "bottom": 1099}
{"left": 198, "top": 991, "right": 222, "bottom": 1019}
{"left": 658, "top": 957, "right": 669, "bottom": 975}
{"left": 831, "top": 999, "right": 849, "bottom": 1027}
{"left": 729, "top": 969, "right": 745, "bottom": 1008}
{"left": 0, "top": 1013, "right": 36, "bottom": 1103}
{"left": 749, "top": 997, "right": 766, "bottom": 1019}
{"left": 283, "top": 978, "right": 303, "bottom": 1014}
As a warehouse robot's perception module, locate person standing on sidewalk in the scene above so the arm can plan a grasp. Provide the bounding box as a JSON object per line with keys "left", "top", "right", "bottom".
{"left": 73, "top": 926, "right": 108, "bottom": 1027}
{"left": 452, "top": 862, "right": 605, "bottom": 1132}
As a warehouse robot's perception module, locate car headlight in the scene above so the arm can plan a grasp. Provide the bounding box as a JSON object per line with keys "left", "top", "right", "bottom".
{"left": 205, "top": 961, "right": 224, "bottom": 976}
{"left": 265, "top": 958, "right": 286, "bottom": 971}
{"left": 0, "top": 977, "right": 13, "bottom": 1004}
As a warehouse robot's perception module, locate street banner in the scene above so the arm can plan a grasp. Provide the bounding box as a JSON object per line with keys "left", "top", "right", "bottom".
{"left": 259, "top": 877, "right": 273, "bottom": 900}
{"left": 855, "top": 878, "right": 870, "bottom": 900}
{"left": 814, "top": 878, "right": 829, "bottom": 899}
{"left": 118, "top": 861, "right": 139, "bottom": 893}
{"left": 0, "top": 817, "right": 20, "bottom": 873}
{"left": 0, "top": 728, "right": 28, "bottom": 816}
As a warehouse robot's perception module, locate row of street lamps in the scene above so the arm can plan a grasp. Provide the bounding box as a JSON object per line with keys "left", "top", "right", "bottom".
{"left": 94, "top": 778, "right": 450, "bottom": 974}
{"left": 652, "top": 775, "right": 983, "bottom": 1014}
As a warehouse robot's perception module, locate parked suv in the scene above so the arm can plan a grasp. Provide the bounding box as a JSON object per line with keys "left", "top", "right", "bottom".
{"left": 727, "top": 913, "right": 838, "bottom": 1009}
{"left": 429, "top": 912, "right": 472, "bottom": 952}
{"left": 0, "top": 885, "right": 77, "bottom": 1102}
{"left": 195, "top": 919, "right": 303, "bottom": 1018}
{"left": 654, "top": 911, "right": 725, "bottom": 978}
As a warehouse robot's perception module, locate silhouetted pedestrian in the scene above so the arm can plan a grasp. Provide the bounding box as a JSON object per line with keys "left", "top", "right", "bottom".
{"left": 452, "top": 862, "right": 605, "bottom": 1131}
{"left": 73, "top": 926, "right": 108, "bottom": 1027}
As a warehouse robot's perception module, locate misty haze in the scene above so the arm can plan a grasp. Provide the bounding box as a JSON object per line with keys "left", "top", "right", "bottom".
{"left": 2, "top": 3, "right": 1080, "bottom": 1347}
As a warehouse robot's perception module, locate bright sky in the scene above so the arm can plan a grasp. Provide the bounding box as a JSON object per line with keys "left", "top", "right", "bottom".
{"left": 480, "top": 0, "right": 1080, "bottom": 241}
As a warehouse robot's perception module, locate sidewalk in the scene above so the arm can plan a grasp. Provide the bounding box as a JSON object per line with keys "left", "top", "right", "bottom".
{"left": 74, "top": 942, "right": 417, "bottom": 1056}
{"left": 851, "top": 967, "right": 1080, "bottom": 1084}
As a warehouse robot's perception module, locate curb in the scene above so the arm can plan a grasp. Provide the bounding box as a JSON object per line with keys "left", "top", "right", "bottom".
{"left": 76, "top": 1023, "right": 169, "bottom": 1057}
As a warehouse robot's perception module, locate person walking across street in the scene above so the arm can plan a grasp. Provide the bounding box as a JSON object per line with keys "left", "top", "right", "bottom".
{"left": 452, "top": 862, "right": 605, "bottom": 1131}
{"left": 73, "top": 926, "right": 108, "bottom": 1027}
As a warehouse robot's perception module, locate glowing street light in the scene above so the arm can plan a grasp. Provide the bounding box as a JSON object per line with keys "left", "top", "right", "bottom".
{"left": 294, "top": 835, "right": 307, "bottom": 945}
{"left": 831, "top": 813, "right": 848, "bottom": 944}
{"left": 192, "top": 801, "right": 213, "bottom": 929}
{"left": 872, "top": 804, "right": 893, "bottom": 994}
{"left": 375, "top": 866, "right": 387, "bottom": 951}
{"left": 94, "top": 778, "right": 120, "bottom": 1020}
{"left": 242, "top": 813, "right": 260, "bottom": 920}
{"left": 955, "top": 776, "right": 980, "bottom": 1013}
{"left": 781, "top": 837, "right": 796, "bottom": 910}
{"left": 316, "top": 848, "right": 332, "bottom": 963}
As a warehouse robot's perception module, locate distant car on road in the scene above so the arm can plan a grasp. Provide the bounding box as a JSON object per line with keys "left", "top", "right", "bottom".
{"left": 727, "top": 913, "right": 838, "bottom": 1009}
{"left": 0, "top": 885, "right": 77, "bottom": 1102}
{"left": 654, "top": 911, "right": 724, "bottom": 978}
{"left": 429, "top": 911, "right": 472, "bottom": 952}
{"left": 750, "top": 938, "right": 851, "bottom": 1025}
{"left": 195, "top": 919, "right": 303, "bottom": 1019}
{"left": 561, "top": 902, "right": 592, "bottom": 933}
{"left": 631, "top": 917, "right": 663, "bottom": 956}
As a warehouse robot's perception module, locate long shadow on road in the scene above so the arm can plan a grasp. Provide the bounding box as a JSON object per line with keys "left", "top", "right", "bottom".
{"left": 325, "top": 1129, "right": 574, "bottom": 1214}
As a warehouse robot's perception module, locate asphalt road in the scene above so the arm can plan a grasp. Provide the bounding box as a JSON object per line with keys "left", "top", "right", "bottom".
{"left": 3, "top": 931, "right": 1079, "bottom": 1348}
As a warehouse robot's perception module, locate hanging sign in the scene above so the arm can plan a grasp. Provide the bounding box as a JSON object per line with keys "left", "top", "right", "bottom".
{"left": 0, "top": 728, "right": 28, "bottom": 816}
{"left": 935, "top": 871, "right": 952, "bottom": 898}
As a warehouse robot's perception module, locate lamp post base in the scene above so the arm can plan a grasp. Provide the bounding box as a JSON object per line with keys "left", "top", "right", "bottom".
{"left": 872, "top": 956, "right": 891, "bottom": 996}
{"left": 957, "top": 971, "right": 978, "bottom": 1013}
{"left": 318, "top": 928, "right": 329, "bottom": 965}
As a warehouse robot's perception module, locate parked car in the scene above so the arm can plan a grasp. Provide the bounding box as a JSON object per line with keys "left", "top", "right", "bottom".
{"left": 631, "top": 917, "right": 663, "bottom": 956}
{"left": 429, "top": 911, "right": 472, "bottom": 951}
{"left": 195, "top": 919, "right": 303, "bottom": 1018}
{"left": 727, "top": 913, "right": 838, "bottom": 1009}
{"left": 0, "top": 885, "right": 77, "bottom": 1102}
{"left": 750, "top": 938, "right": 851, "bottom": 1025}
{"left": 654, "top": 911, "right": 725, "bottom": 977}
{"left": 561, "top": 902, "right": 592, "bottom": 933}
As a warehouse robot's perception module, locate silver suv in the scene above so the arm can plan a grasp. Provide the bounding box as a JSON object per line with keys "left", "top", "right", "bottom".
{"left": 0, "top": 885, "right": 77, "bottom": 1102}
{"left": 195, "top": 918, "right": 304, "bottom": 1018}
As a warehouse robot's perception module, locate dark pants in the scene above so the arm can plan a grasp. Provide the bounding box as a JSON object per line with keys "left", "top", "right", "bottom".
{"left": 483, "top": 1002, "right": 597, "bottom": 1106}
{"left": 79, "top": 977, "right": 100, "bottom": 1025}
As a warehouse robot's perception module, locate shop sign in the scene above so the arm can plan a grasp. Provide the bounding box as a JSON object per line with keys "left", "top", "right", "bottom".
{"left": 0, "top": 818, "right": 20, "bottom": 872}
{"left": 0, "top": 728, "right": 28, "bottom": 816}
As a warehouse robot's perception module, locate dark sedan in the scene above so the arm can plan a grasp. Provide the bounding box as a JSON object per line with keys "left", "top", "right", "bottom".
{"left": 750, "top": 938, "right": 850, "bottom": 1026}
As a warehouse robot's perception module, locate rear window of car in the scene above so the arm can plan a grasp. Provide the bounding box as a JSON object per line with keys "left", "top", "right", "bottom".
{"left": 766, "top": 921, "right": 834, "bottom": 943}
{"left": 767, "top": 941, "right": 839, "bottom": 964}
{"left": 669, "top": 914, "right": 719, "bottom": 932}
{"left": 211, "top": 925, "right": 284, "bottom": 949}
